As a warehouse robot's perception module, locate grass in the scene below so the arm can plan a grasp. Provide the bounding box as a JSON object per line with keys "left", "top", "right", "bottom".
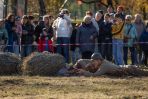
{"left": 0, "top": 76, "right": 148, "bottom": 99}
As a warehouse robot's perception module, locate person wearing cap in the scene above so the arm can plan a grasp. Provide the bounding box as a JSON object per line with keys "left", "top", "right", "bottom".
{"left": 0, "top": 19, "right": 8, "bottom": 51}
{"left": 123, "top": 15, "right": 138, "bottom": 65}
{"left": 52, "top": 9, "right": 72, "bottom": 63}
{"left": 72, "top": 53, "right": 148, "bottom": 76}
{"left": 69, "top": 53, "right": 120, "bottom": 76}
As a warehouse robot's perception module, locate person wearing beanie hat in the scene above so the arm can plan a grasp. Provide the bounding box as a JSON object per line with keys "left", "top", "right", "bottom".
{"left": 58, "top": 51, "right": 148, "bottom": 76}
{"left": 66, "top": 52, "right": 120, "bottom": 76}
{"left": 91, "top": 53, "right": 103, "bottom": 60}
{"left": 66, "top": 52, "right": 148, "bottom": 76}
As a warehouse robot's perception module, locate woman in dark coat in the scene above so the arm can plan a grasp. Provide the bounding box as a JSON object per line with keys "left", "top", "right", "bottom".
{"left": 139, "top": 24, "right": 148, "bottom": 66}
{"left": 5, "top": 13, "right": 16, "bottom": 52}
{"left": 76, "top": 16, "right": 98, "bottom": 59}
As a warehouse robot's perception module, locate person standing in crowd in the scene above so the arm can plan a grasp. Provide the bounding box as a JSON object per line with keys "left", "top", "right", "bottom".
{"left": 86, "top": 11, "right": 99, "bottom": 33}
{"left": 0, "top": 19, "right": 8, "bottom": 52}
{"left": 38, "top": 28, "right": 54, "bottom": 52}
{"left": 70, "top": 23, "right": 80, "bottom": 64}
{"left": 52, "top": 9, "right": 72, "bottom": 63}
{"left": 139, "top": 23, "right": 148, "bottom": 66}
{"left": 107, "top": 6, "right": 115, "bottom": 14}
{"left": 21, "top": 15, "right": 34, "bottom": 57}
{"left": 76, "top": 15, "right": 98, "bottom": 59}
{"left": 85, "top": 11, "right": 99, "bottom": 53}
{"left": 5, "top": 13, "right": 15, "bottom": 53}
{"left": 14, "top": 16, "right": 22, "bottom": 56}
{"left": 133, "top": 14, "right": 146, "bottom": 65}
{"left": 116, "top": 6, "right": 126, "bottom": 20}
{"left": 95, "top": 10, "right": 104, "bottom": 54}
{"left": 35, "top": 15, "right": 53, "bottom": 52}
{"left": 28, "top": 15, "right": 35, "bottom": 28}
{"left": 112, "top": 14, "right": 124, "bottom": 65}
{"left": 101, "top": 13, "right": 112, "bottom": 61}
{"left": 123, "top": 15, "right": 138, "bottom": 65}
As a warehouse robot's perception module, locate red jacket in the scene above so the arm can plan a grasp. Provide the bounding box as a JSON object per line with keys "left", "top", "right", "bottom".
{"left": 38, "top": 37, "right": 54, "bottom": 53}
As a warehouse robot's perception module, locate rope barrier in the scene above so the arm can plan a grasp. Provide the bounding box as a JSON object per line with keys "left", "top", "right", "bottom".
{"left": 1, "top": 42, "right": 148, "bottom": 47}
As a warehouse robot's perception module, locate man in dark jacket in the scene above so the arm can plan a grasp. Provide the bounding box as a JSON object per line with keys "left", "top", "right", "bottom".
{"left": 96, "top": 10, "right": 104, "bottom": 54}
{"left": 76, "top": 16, "right": 98, "bottom": 59}
{"left": 139, "top": 23, "right": 148, "bottom": 66}
{"left": 21, "top": 15, "right": 34, "bottom": 57}
{"left": 100, "top": 13, "right": 112, "bottom": 61}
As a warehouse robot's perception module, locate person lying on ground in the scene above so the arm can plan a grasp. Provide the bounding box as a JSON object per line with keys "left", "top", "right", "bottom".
{"left": 68, "top": 53, "right": 148, "bottom": 77}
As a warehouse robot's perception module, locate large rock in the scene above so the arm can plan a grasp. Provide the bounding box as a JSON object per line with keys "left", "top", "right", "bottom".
{"left": 0, "top": 52, "right": 21, "bottom": 75}
{"left": 22, "top": 52, "right": 66, "bottom": 76}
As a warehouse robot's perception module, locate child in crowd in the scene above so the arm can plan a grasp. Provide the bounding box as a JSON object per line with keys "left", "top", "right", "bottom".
{"left": 38, "top": 28, "right": 54, "bottom": 52}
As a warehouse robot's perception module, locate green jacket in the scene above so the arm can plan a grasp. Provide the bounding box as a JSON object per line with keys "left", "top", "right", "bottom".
{"left": 0, "top": 27, "right": 8, "bottom": 44}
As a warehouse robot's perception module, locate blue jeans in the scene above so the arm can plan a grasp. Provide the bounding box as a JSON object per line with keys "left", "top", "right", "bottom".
{"left": 13, "top": 42, "right": 20, "bottom": 56}
{"left": 21, "top": 45, "right": 32, "bottom": 57}
{"left": 112, "top": 39, "right": 124, "bottom": 65}
{"left": 123, "top": 47, "right": 137, "bottom": 65}
{"left": 7, "top": 41, "right": 13, "bottom": 53}
{"left": 102, "top": 39, "right": 112, "bottom": 61}
{"left": 56, "top": 37, "right": 70, "bottom": 63}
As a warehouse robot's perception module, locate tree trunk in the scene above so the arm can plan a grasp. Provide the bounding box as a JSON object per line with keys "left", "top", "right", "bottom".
{"left": 24, "top": 0, "right": 28, "bottom": 14}
{"left": 142, "top": 7, "right": 146, "bottom": 20}
{"left": 38, "top": 0, "right": 46, "bottom": 16}
{"left": 4, "top": 0, "right": 8, "bottom": 18}
{"left": 107, "top": 0, "right": 113, "bottom": 7}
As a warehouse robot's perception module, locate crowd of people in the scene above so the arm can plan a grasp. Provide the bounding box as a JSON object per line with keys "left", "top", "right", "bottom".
{"left": 0, "top": 6, "right": 147, "bottom": 66}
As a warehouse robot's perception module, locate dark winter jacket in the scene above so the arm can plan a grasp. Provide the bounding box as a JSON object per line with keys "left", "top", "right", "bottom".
{"left": 34, "top": 21, "right": 53, "bottom": 42}
{"left": 76, "top": 22, "right": 98, "bottom": 53}
{"left": 5, "top": 20, "right": 15, "bottom": 44}
{"left": 99, "top": 21, "right": 112, "bottom": 42}
{"left": 21, "top": 23, "right": 34, "bottom": 44}
{"left": 139, "top": 30, "right": 148, "bottom": 51}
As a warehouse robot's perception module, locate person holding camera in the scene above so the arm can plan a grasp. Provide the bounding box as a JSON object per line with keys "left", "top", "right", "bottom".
{"left": 52, "top": 9, "right": 73, "bottom": 63}
{"left": 123, "top": 15, "right": 138, "bottom": 65}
